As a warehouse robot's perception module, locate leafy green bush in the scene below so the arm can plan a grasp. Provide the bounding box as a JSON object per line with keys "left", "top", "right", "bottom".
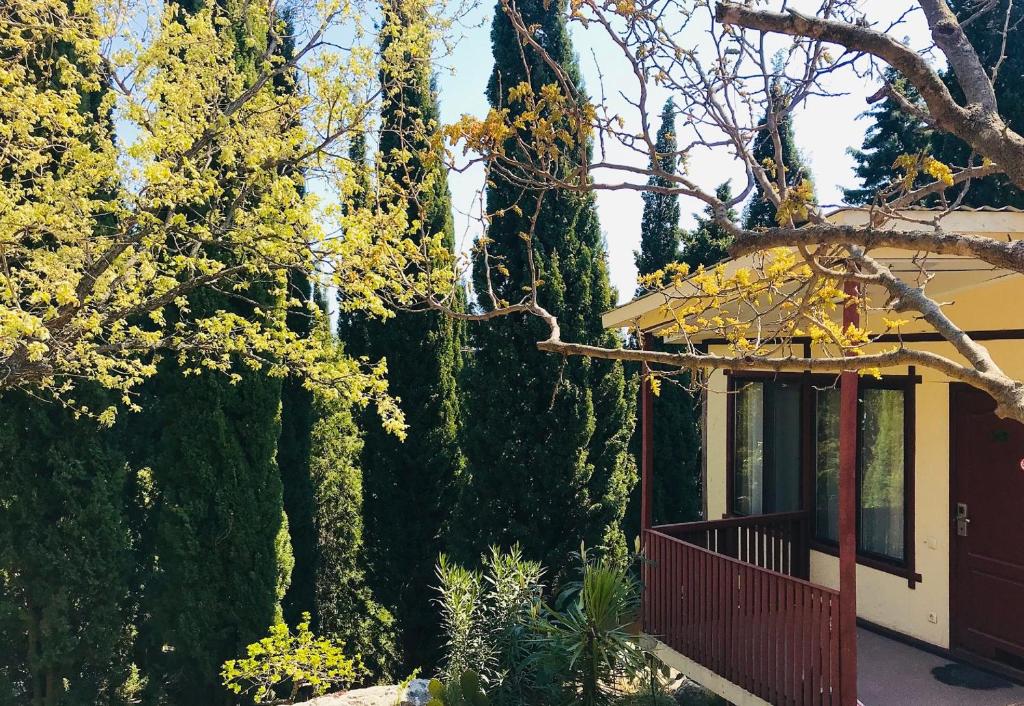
{"left": 435, "top": 546, "right": 664, "bottom": 706}
{"left": 221, "top": 613, "right": 362, "bottom": 703}
{"left": 533, "top": 549, "right": 650, "bottom": 705}
{"left": 435, "top": 545, "right": 545, "bottom": 699}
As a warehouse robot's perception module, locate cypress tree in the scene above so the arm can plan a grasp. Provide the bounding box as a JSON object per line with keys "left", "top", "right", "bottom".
{"left": 306, "top": 343, "right": 400, "bottom": 682}
{"left": 279, "top": 279, "right": 318, "bottom": 632}
{"left": 843, "top": 69, "right": 932, "bottom": 205}
{"left": 131, "top": 3, "right": 292, "bottom": 701}
{"left": 455, "top": 0, "right": 636, "bottom": 577}
{"left": 280, "top": 273, "right": 399, "bottom": 681}
{"left": 0, "top": 6, "right": 135, "bottom": 703}
{"left": 275, "top": 11, "right": 318, "bottom": 632}
{"left": 680, "top": 182, "right": 738, "bottom": 269}
{"left": 744, "top": 82, "right": 813, "bottom": 229}
{"left": 634, "top": 100, "right": 683, "bottom": 284}
{"left": 0, "top": 396, "right": 136, "bottom": 706}
{"left": 339, "top": 0, "right": 466, "bottom": 672}
{"left": 0, "top": 399, "right": 137, "bottom": 706}
{"left": 625, "top": 100, "right": 700, "bottom": 538}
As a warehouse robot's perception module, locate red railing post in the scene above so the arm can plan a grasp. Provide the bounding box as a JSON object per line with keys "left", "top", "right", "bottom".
{"left": 640, "top": 332, "right": 654, "bottom": 532}
{"left": 838, "top": 279, "right": 860, "bottom": 706}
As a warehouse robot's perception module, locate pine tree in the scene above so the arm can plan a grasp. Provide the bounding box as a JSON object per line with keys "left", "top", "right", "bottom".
{"left": 843, "top": 69, "right": 932, "bottom": 205}
{"left": 744, "top": 82, "right": 813, "bottom": 229}
{"left": 624, "top": 100, "right": 701, "bottom": 539}
{"left": 0, "top": 6, "right": 135, "bottom": 703}
{"left": 932, "top": 0, "right": 1024, "bottom": 207}
{"left": 339, "top": 0, "right": 466, "bottom": 672}
{"left": 681, "top": 182, "right": 738, "bottom": 269}
{"left": 130, "top": 3, "right": 292, "bottom": 701}
{"left": 455, "top": 0, "right": 636, "bottom": 578}
{"left": 848, "top": 2, "right": 1022, "bottom": 207}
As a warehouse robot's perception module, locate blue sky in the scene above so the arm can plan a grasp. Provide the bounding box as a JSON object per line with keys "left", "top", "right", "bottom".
{"left": 433, "top": 0, "right": 933, "bottom": 303}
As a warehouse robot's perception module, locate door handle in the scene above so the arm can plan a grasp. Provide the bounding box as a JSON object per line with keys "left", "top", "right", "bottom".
{"left": 956, "top": 502, "right": 971, "bottom": 537}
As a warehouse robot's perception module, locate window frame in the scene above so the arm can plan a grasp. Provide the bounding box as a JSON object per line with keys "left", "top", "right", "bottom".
{"left": 725, "top": 370, "right": 921, "bottom": 587}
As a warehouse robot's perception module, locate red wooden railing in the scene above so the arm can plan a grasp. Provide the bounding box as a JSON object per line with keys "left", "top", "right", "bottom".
{"left": 655, "top": 511, "right": 811, "bottom": 579}
{"left": 643, "top": 527, "right": 844, "bottom": 706}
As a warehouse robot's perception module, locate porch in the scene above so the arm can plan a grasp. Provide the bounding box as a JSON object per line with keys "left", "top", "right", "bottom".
{"left": 642, "top": 514, "right": 1024, "bottom": 706}
{"left": 643, "top": 513, "right": 843, "bottom": 705}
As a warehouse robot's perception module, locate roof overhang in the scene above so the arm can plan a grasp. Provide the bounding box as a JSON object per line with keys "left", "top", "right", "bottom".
{"left": 602, "top": 207, "right": 1024, "bottom": 339}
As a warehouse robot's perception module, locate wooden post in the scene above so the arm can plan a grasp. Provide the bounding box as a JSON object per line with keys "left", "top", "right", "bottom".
{"left": 839, "top": 280, "right": 859, "bottom": 706}
{"left": 641, "top": 332, "right": 654, "bottom": 532}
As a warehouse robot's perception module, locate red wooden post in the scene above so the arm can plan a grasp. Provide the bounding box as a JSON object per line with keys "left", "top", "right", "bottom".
{"left": 641, "top": 332, "right": 655, "bottom": 531}
{"left": 839, "top": 279, "right": 860, "bottom": 706}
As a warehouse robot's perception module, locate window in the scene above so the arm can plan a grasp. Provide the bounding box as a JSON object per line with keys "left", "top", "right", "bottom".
{"left": 814, "top": 386, "right": 908, "bottom": 563}
{"left": 729, "top": 374, "right": 914, "bottom": 570}
{"left": 730, "top": 379, "right": 802, "bottom": 516}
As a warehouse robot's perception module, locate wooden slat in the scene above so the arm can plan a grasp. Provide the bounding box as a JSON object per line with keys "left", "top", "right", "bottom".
{"left": 643, "top": 527, "right": 843, "bottom": 706}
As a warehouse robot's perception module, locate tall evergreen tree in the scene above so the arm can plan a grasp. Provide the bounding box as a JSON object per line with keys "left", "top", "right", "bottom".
{"left": 634, "top": 100, "right": 683, "bottom": 285}
{"left": 0, "top": 396, "right": 136, "bottom": 706}
{"left": 932, "top": 0, "right": 1023, "bottom": 207}
{"left": 744, "top": 83, "right": 813, "bottom": 229}
{"left": 455, "top": 0, "right": 636, "bottom": 578}
{"left": 279, "top": 247, "right": 399, "bottom": 681}
{"left": 0, "top": 6, "right": 136, "bottom": 703}
{"left": 680, "top": 182, "right": 738, "bottom": 269}
{"left": 276, "top": 10, "right": 319, "bottom": 633}
{"left": 843, "top": 69, "right": 932, "bottom": 205}
{"left": 625, "top": 100, "right": 700, "bottom": 539}
{"left": 278, "top": 274, "right": 317, "bottom": 631}
{"left": 339, "top": 1, "right": 466, "bottom": 672}
{"left": 305, "top": 340, "right": 400, "bottom": 682}
{"left": 848, "top": 2, "right": 1022, "bottom": 207}
{"left": 130, "top": 2, "right": 292, "bottom": 701}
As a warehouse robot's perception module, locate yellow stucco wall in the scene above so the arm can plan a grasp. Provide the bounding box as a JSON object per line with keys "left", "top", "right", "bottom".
{"left": 699, "top": 273, "right": 1024, "bottom": 649}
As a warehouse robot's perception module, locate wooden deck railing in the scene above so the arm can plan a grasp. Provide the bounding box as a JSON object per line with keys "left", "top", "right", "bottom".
{"left": 643, "top": 527, "right": 844, "bottom": 706}
{"left": 654, "top": 510, "right": 811, "bottom": 579}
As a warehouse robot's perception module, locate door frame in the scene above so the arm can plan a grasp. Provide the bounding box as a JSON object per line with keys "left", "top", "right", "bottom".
{"left": 948, "top": 382, "right": 966, "bottom": 653}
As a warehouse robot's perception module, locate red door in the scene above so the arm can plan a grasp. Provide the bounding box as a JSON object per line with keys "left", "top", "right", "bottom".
{"left": 951, "top": 383, "right": 1024, "bottom": 669}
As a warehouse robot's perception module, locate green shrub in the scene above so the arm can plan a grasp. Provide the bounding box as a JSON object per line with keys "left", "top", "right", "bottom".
{"left": 532, "top": 549, "right": 650, "bottom": 706}
{"left": 435, "top": 545, "right": 545, "bottom": 698}
{"left": 435, "top": 546, "right": 665, "bottom": 706}
{"left": 221, "top": 613, "right": 362, "bottom": 703}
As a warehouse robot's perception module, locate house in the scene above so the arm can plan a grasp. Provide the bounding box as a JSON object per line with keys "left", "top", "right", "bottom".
{"left": 603, "top": 208, "right": 1024, "bottom": 705}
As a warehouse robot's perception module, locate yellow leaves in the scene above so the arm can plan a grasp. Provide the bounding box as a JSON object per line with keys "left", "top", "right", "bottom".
{"left": 221, "top": 613, "right": 362, "bottom": 702}
{"left": 0, "top": 0, "right": 443, "bottom": 430}
{"left": 614, "top": 0, "right": 638, "bottom": 14}
{"left": 648, "top": 375, "right": 661, "bottom": 396}
{"left": 633, "top": 246, "right": 887, "bottom": 363}
{"left": 922, "top": 155, "right": 954, "bottom": 186}
{"left": 893, "top": 152, "right": 954, "bottom": 189}
{"left": 509, "top": 81, "right": 534, "bottom": 102}
{"left": 446, "top": 80, "right": 593, "bottom": 177}
{"left": 774, "top": 178, "right": 814, "bottom": 226}
{"left": 446, "top": 109, "right": 513, "bottom": 155}
{"left": 636, "top": 261, "right": 691, "bottom": 292}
